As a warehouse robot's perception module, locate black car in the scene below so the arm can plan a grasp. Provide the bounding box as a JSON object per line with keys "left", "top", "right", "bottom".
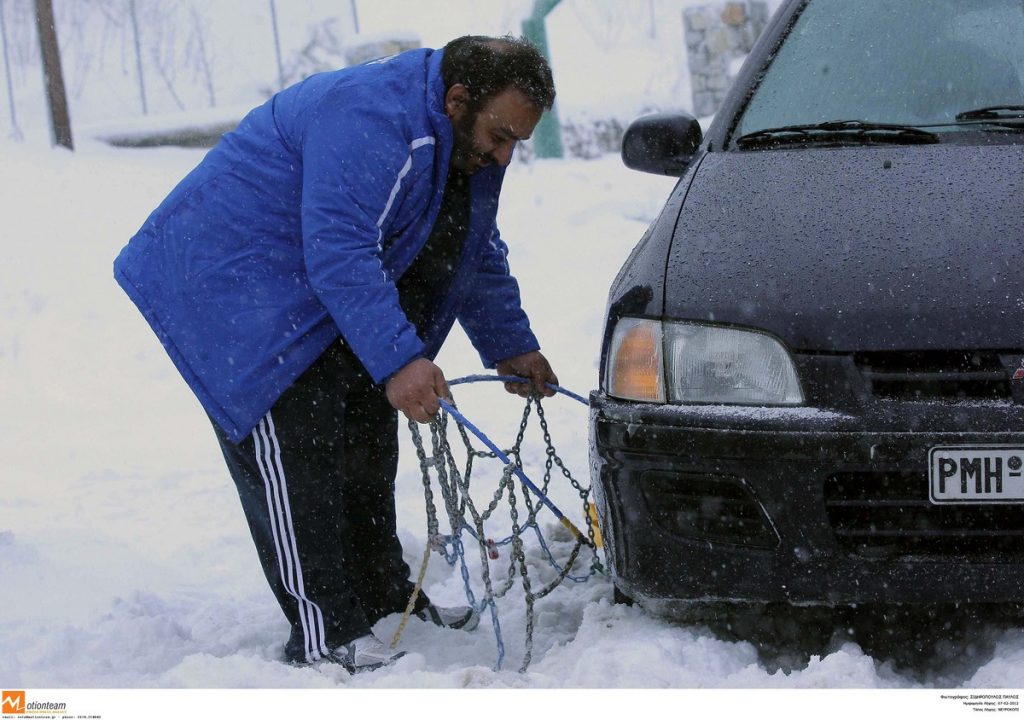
{"left": 590, "top": 0, "right": 1024, "bottom": 616}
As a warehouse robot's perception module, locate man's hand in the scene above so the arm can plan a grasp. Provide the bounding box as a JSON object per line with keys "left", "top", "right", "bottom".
{"left": 385, "top": 358, "right": 450, "bottom": 423}
{"left": 496, "top": 350, "right": 558, "bottom": 398}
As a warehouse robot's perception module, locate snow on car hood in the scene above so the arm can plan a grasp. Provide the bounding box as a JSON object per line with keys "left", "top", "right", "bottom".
{"left": 664, "top": 141, "right": 1024, "bottom": 352}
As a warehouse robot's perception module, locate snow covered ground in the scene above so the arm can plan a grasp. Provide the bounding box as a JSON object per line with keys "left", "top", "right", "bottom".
{"left": 2, "top": 137, "right": 1024, "bottom": 696}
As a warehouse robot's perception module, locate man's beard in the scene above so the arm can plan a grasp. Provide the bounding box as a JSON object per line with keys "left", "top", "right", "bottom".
{"left": 450, "top": 110, "right": 491, "bottom": 174}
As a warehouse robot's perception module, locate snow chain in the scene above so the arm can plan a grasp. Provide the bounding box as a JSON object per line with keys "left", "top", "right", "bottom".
{"left": 394, "top": 392, "right": 602, "bottom": 672}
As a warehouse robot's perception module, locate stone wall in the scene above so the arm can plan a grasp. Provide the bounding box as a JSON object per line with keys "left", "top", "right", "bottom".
{"left": 684, "top": 1, "right": 769, "bottom": 117}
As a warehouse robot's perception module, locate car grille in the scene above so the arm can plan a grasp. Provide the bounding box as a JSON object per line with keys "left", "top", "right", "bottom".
{"left": 853, "top": 350, "right": 1012, "bottom": 401}
{"left": 639, "top": 471, "right": 778, "bottom": 548}
{"left": 824, "top": 471, "right": 1024, "bottom": 559}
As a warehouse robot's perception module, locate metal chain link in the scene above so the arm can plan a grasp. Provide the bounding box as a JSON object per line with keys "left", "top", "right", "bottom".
{"left": 404, "top": 390, "right": 602, "bottom": 671}
{"left": 536, "top": 402, "right": 604, "bottom": 575}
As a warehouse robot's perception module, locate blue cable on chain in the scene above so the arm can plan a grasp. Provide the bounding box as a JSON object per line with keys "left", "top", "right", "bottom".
{"left": 449, "top": 374, "right": 590, "bottom": 407}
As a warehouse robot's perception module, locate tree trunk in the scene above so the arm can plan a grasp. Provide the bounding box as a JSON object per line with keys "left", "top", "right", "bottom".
{"left": 0, "top": 0, "right": 23, "bottom": 140}
{"left": 349, "top": 0, "right": 359, "bottom": 34}
{"left": 34, "top": 0, "right": 72, "bottom": 149}
{"left": 129, "top": 0, "right": 147, "bottom": 114}
{"left": 268, "top": 0, "right": 284, "bottom": 90}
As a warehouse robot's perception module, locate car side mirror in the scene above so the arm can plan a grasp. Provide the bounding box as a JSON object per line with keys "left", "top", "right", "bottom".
{"left": 621, "top": 113, "right": 703, "bottom": 176}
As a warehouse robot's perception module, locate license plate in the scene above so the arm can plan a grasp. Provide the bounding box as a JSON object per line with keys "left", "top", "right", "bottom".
{"left": 929, "top": 445, "right": 1024, "bottom": 504}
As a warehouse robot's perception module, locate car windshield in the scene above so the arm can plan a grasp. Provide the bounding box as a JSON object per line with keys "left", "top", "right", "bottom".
{"left": 733, "top": 0, "right": 1024, "bottom": 141}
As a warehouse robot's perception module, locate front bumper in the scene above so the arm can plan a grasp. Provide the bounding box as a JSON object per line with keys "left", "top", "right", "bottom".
{"left": 590, "top": 394, "right": 1024, "bottom": 608}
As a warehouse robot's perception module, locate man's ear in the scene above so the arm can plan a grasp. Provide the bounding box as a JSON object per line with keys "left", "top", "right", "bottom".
{"left": 444, "top": 83, "right": 471, "bottom": 121}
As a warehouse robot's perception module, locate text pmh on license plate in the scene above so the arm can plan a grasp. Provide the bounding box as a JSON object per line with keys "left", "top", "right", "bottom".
{"left": 929, "top": 445, "right": 1024, "bottom": 504}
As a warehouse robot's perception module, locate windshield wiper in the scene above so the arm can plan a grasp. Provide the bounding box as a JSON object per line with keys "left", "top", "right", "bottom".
{"left": 736, "top": 120, "right": 940, "bottom": 149}
{"left": 955, "top": 105, "right": 1024, "bottom": 121}
{"left": 954, "top": 105, "right": 1024, "bottom": 130}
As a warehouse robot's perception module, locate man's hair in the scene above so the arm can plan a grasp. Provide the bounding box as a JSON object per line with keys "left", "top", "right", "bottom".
{"left": 441, "top": 35, "right": 556, "bottom": 113}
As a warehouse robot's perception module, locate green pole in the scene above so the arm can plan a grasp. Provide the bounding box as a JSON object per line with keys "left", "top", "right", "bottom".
{"left": 521, "top": 0, "right": 563, "bottom": 159}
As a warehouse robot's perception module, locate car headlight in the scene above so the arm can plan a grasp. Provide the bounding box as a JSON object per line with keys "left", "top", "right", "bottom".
{"left": 606, "top": 318, "right": 804, "bottom": 405}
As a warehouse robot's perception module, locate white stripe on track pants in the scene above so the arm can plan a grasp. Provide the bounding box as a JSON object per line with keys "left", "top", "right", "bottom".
{"left": 210, "top": 342, "right": 429, "bottom": 663}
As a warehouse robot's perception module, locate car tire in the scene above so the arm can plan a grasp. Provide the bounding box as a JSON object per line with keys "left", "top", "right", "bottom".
{"left": 613, "top": 586, "right": 635, "bottom": 606}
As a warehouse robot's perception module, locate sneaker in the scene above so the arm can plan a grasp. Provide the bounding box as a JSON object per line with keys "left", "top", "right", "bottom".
{"left": 415, "top": 603, "right": 480, "bottom": 631}
{"left": 327, "top": 634, "right": 406, "bottom": 674}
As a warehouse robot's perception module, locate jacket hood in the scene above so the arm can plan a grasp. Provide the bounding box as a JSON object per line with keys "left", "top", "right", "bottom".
{"left": 664, "top": 141, "right": 1024, "bottom": 352}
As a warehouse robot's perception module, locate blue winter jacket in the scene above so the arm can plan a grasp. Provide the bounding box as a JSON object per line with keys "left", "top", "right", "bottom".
{"left": 114, "top": 48, "right": 539, "bottom": 443}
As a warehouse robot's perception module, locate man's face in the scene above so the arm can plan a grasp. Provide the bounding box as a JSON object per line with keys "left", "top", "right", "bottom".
{"left": 446, "top": 86, "right": 543, "bottom": 174}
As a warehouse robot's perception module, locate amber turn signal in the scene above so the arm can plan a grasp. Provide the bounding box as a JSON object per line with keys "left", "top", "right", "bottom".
{"left": 606, "top": 318, "right": 665, "bottom": 402}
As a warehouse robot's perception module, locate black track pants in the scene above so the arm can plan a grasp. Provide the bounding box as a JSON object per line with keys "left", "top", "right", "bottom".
{"left": 211, "top": 342, "right": 428, "bottom": 663}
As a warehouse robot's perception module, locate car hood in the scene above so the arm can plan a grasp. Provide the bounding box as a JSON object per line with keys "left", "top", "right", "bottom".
{"left": 665, "top": 142, "right": 1024, "bottom": 351}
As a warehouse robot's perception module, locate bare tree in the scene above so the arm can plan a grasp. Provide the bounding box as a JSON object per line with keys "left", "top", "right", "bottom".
{"left": 0, "top": 0, "right": 23, "bottom": 139}
{"left": 268, "top": 0, "right": 284, "bottom": 91}
{"left": 34, "top": 0, "right": 71, "bottom": 148}
{"left": 187, "top": 4, "right": 216, "bottom": 107}
{"left": 128, "top": 0, "right": 147, "bottom": 113}
{"left": 349, "top": 0, "right": 359, "bottom": 34}
{"left": 272, "top": 17, "right": 346, "bottom": 92}
{"left": 148, "top": 5, "right": 185, "bottom": 112}
{"left": 4, "top": 0, "right": 38, "bottom": 73}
